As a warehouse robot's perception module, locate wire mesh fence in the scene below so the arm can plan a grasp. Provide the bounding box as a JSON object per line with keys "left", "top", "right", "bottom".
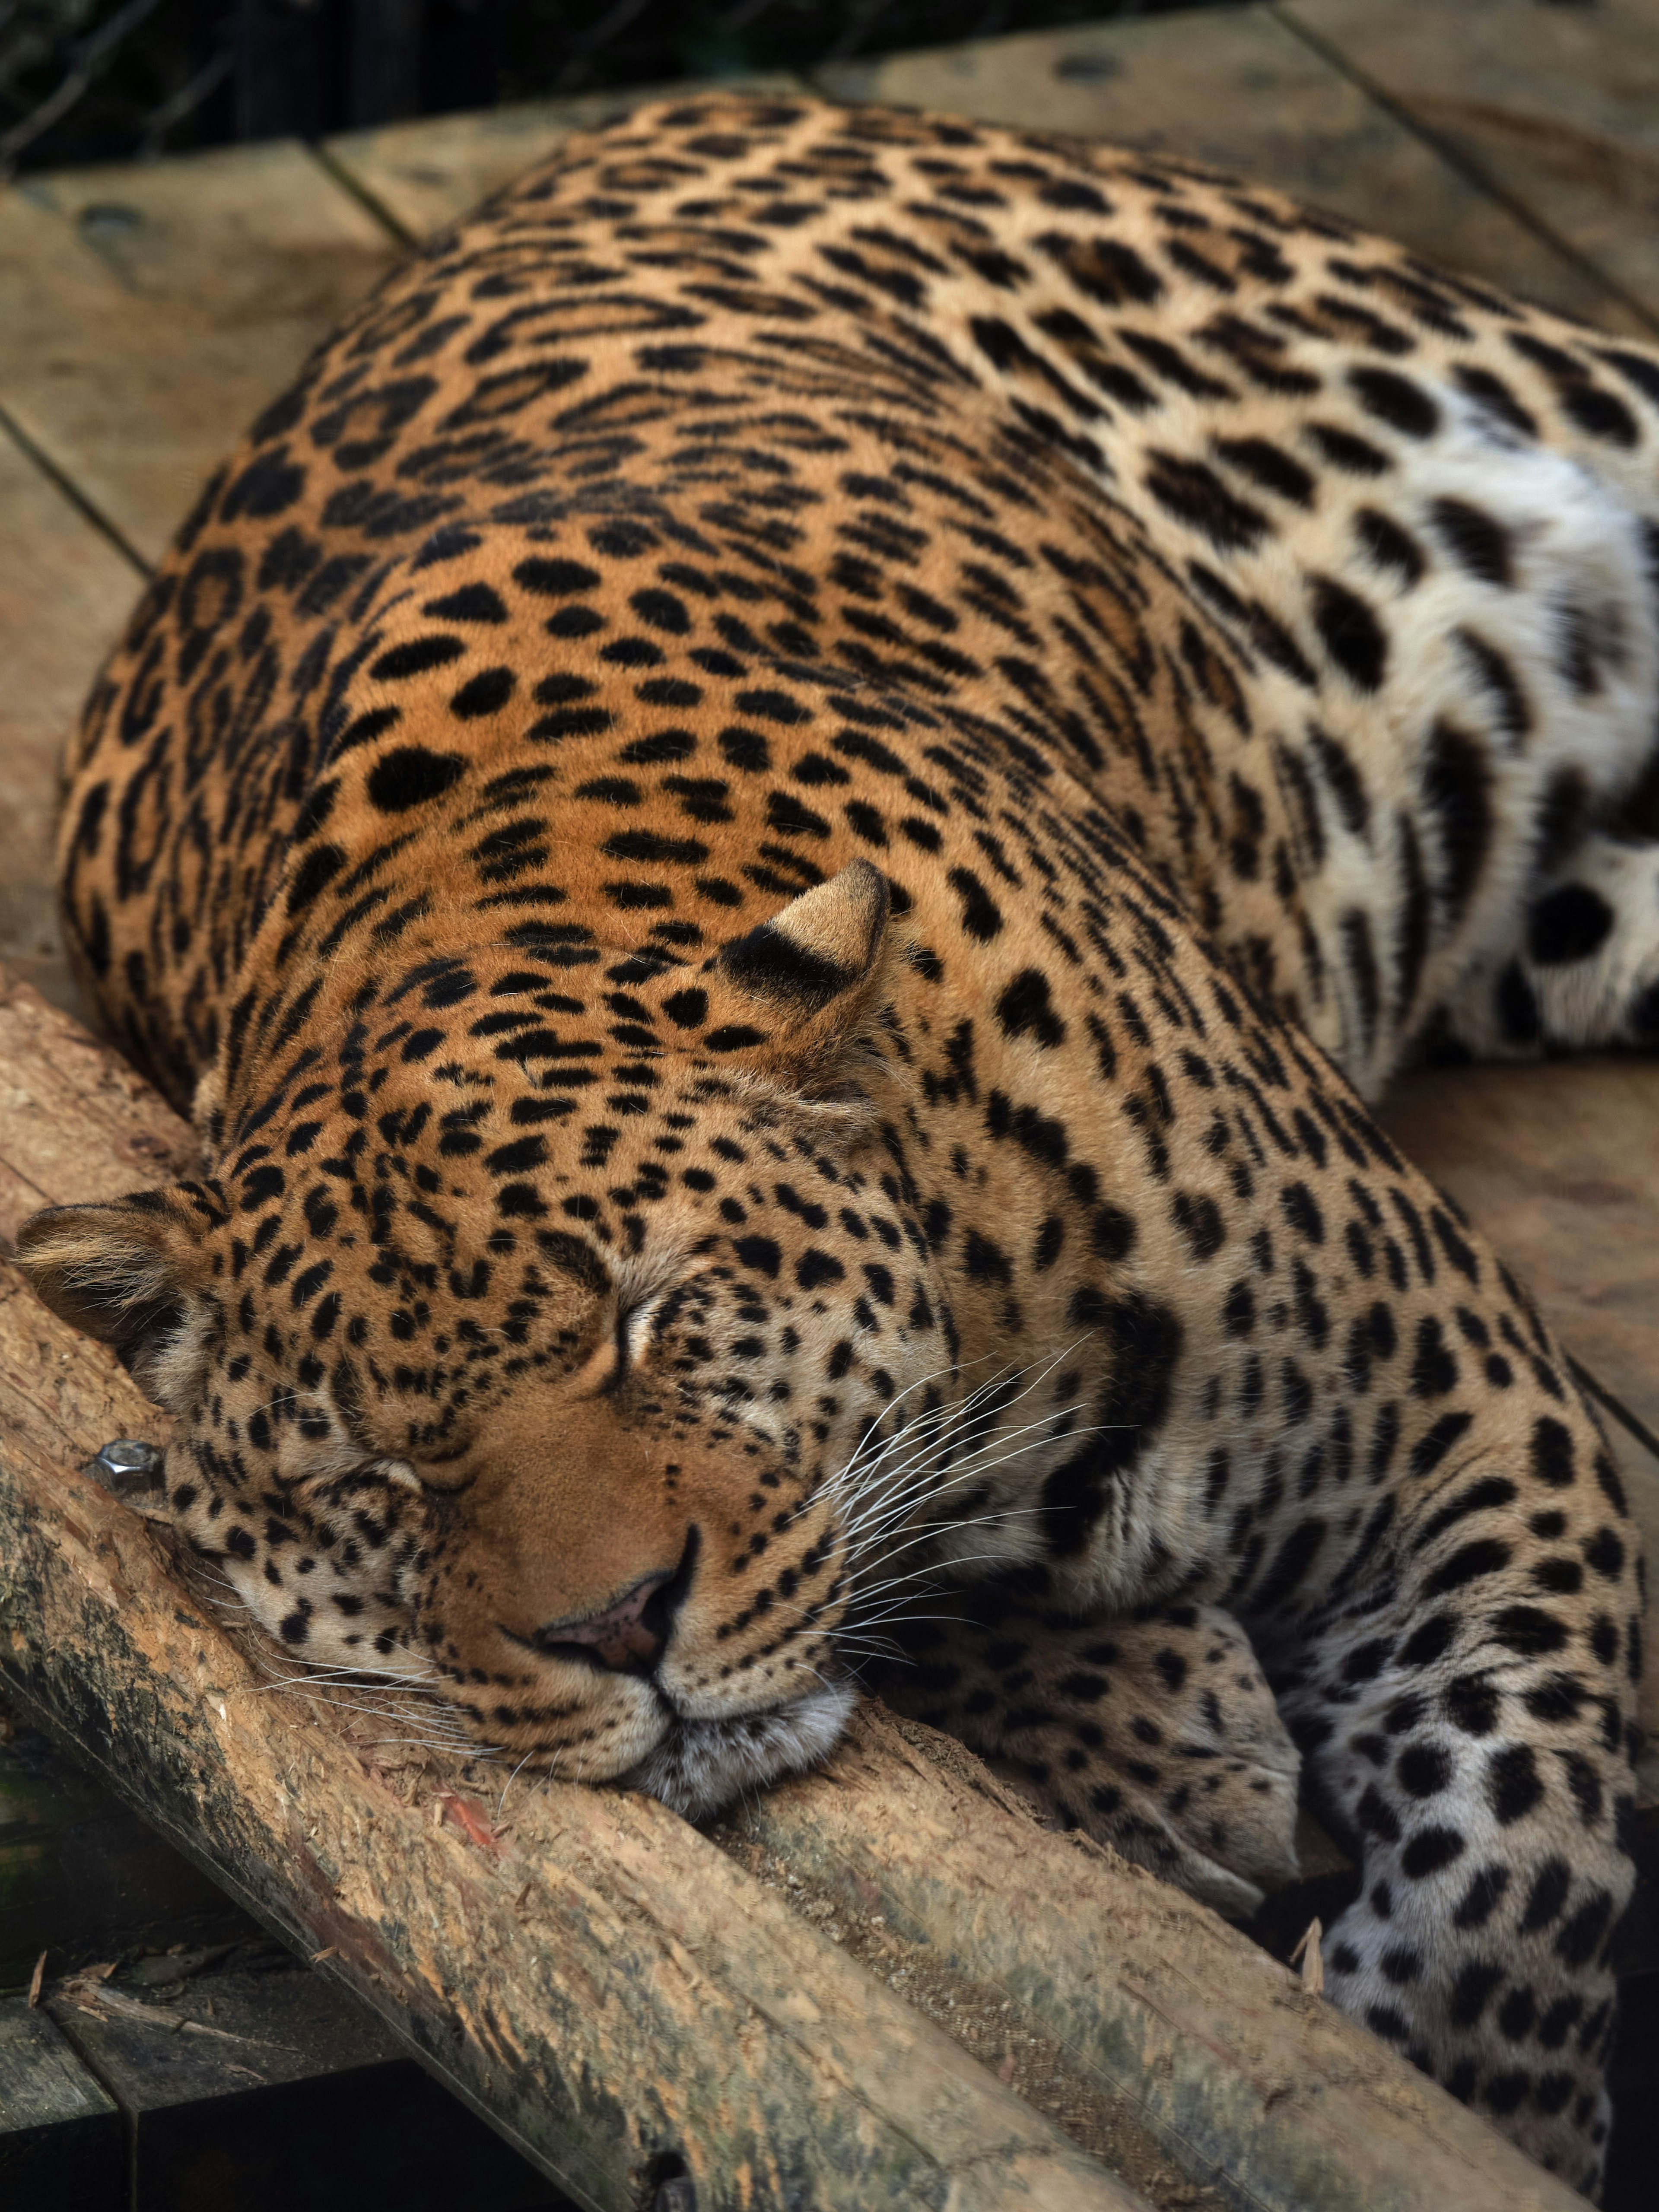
{"left": 0, "top": 0, "right": 1244, "bottom": 175}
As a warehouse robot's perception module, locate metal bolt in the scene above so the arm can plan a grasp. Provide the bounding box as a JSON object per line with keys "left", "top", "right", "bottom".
{"left": 88, "top": 1438, "right": 165, "bottom": 1497}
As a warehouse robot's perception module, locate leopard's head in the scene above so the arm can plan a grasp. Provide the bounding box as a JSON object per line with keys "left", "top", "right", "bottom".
{"left": 19, "top": 861, "right": 980, "bottom": 1812}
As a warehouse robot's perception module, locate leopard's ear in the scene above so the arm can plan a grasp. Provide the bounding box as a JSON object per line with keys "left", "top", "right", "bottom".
{"left": 703, "top": 859, "right": 898, "bottom": 1090}
{"left": 14, "top": 1185, "right": 219, "bottom": 1402}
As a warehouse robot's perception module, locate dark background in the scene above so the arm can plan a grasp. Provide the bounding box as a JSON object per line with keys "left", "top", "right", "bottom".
{"left": 0, "top": 0, "right": 1244, "bottom": 173}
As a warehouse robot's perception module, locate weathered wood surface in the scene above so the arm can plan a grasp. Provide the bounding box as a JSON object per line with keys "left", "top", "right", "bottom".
{"left": 38, "top": 1961, "right": 563, "bottom": 2212}
{"left": 1282, "top": 0, "right": 1659, "bottom": 328}
{"left": 0, "top": 1995, "right": 122, "bottom": 2202}
{"left": 815, "top": 4, "right": 1643, "bottom": 332}
{"left": 0, "top": 426, "right": 139, "bottom": 1014}
{"left": 0, "top": 965, "right": 1600, "bottom": 2212}
{"left": 0, "top": 143, "right": 400, "bottom": 567}
{"left": 729, "top": 1718, "right": 1574, "bottom": 2212}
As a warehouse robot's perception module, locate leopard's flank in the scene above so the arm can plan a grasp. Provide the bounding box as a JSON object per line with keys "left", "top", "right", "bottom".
{"left": 17, "top": 95, "right": 1652, "bottom": 2193}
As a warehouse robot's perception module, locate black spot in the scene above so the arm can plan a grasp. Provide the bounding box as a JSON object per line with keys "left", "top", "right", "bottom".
{"left": 514, "top": 556, "right": 602, "bottom": 597}
{"left": 1397, "top": 1613, "right": 1455, "bottom": 1669}
{"left": 1397, "top": 1742, "right": 1451, "bottom": 1798}
{"left": 366, "top": 746, "right": 466, "bottom": 812}
{"left": 995, "top": 968, "right": 1066, "bottom": 1049}
{"left": 1408, "top": 1315, "right": 1458, "bottom": 1398}
{"left": 451, "top": 667, "right": 517, "bottom": 719}
{"left": 1583, "top": 1528, "right": 1624, "bottom": 1582}
{"left": 1453, "top": 1864, "right": 1510, "bottom": 1929}
{"left": 1526, "top": 883, "right": 1615, "bottom": 967}
{"left": 948, "top": 867, "right": 1004, "bottom": 941}
{"left": 1430, "top": 499, "right": 1513, "bottom": 588}
{"left": 1453, "top": 364, "right": 1537, "bottom": 439}
{"left": 1443, "top": 1675, "right": 1500, "bottom": 1735}
{"left": 1483, "top": 2071, "right": 1531, "bottom": 2118}
{"left": 734, "top": 1236, "right": 782, "bottom": 1278}
{"left": 1214, "top": 436, "right": 1314, "bottom": 506}
{"left": 1400, "top": 1823, "right": 1465, "bottom": 1881}
{"left": 285, "top": 842, "right": 345, "bottom": 916}
{"left": 1555, "top": 1889, "right": 1614, "bottom": 1969}
{"left": 371, "top": 634, "right": 465, "bottom": 680}
{"left": 1519, "top": 1859, "right": 1573, "bottom": 1935}
{"left": 1354, "top": 509, "right": 1425, "bottom": 588}
{"left": 1309, "top": 576, "right": 1386, "bottom": 690}
{"left": 1144, "top": 452, "right": 1268, "bottom": 550}
{"left": 1349, "top": 367, "right": 1440, "bottom": 437}
{"left": 424, "top": 582, "right": 506, "bottom": 624}
{"left": 1042, "top": 1292, "right": 1184, "bottom": 1555}
{"left": 1491, "top": 1606, "right": 1568, "bottom": 1658}
{"left": 1530, "top": 1416, "right": 1576, "bottom": 1490}
{"left": 1422, "top": 719, "right": 1492, "bottom": 920}
{"left": 1487, "top": 1743, "right": 1545, "bottom": 1825}
{"left": 1281, "top": 1182, "right": 1325, "bottom": 1244}
{"left": 1306, "top": 422, "right": 1390, "bottom": 475}
{"left": 1449, "top": 1959, "right": 1504, "bottom": 2029}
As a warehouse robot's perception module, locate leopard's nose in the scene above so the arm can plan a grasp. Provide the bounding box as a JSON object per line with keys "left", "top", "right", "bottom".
{"left": 524, "top": 1530, "right": 698, "bottom": 1675}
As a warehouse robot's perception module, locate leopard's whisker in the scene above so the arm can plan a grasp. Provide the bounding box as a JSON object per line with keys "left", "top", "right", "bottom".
{"left": 840, "top": 1413, "right": 1116, "bottom": 1559}
{"left": 831, "top": 1343, "right": 1091, "bottom": 1541}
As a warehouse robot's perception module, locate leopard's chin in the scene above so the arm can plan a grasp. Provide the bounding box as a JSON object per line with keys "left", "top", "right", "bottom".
{"left": 615, "top": 1678, "right": 860, "bottom": 1820}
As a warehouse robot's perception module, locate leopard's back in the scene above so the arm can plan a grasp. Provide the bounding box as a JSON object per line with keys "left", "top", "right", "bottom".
{"left": 64, "top": 92, "right": 1659, "bottom": 1112}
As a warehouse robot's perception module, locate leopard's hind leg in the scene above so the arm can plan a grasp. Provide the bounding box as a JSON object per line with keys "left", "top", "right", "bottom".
{"left": 880, "top": 1583, "right": 1300, "bottom": 1918}
{"left": 1433, "top": 830, "right": 1659, "bottom": 1059}
{"left": 1259, "top": 1421, "right": 1639, "bottom": 2199}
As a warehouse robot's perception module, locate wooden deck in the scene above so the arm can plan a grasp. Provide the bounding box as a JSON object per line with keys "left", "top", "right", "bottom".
{"left": 0, "top": 3, "right": 1656, "bottom": 2200}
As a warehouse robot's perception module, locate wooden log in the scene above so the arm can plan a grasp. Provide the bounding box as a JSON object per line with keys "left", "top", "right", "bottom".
{"left": 726, "top": 1717, "right": 1576, "bottom": 2212}
{"left": 0, "top": 963, "right": 1592, "bottom": 2212}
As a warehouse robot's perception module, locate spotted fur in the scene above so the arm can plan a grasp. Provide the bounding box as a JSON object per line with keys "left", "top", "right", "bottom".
{"left": 17, "top": 95, "right": 1654, "bottom": 2193}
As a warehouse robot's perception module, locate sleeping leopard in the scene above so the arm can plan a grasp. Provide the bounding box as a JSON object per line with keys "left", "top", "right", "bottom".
{"left": 16, "top": 92, "right": 1653, "bottom": 2195}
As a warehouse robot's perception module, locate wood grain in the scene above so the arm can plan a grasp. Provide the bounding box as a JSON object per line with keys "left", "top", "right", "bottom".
{"left": 815, "top": 6, "right": 1639, "bottom": 331}
{"left": 1282, "top": 0, "right": 1659, "bottom": 329}
{"left": 731, "top": 1711, "right": 1587, "bottom": 2212}
{"left": 0, "top": 1995, "right": 121, "bottom": 2198}
{"left": 0, "top": 427, "right": 140, "bottom": 1018}
{"left": 0, "top": 143, "right": 401, "bottom": 566}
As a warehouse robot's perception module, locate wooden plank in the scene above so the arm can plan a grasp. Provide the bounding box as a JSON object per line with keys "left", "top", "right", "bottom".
{"left": 0, "top": 142, "right": 402, "bottom": 567}
{"left": 45, "top": 1964, "right": 566, "bottom": 2212}
{"left": 814, "top": 6, "right": 1640, "bottom": 331}
{"left": 0, "top": 1995, "right": 122, "bottom": 2210}
{"left": 1377, "top": 1060, "right": 1659, "bottom": 1787}
{"left": 0, "top": 960, "right": 1600, "bottom": 2212}
{"left": 1281, "top": 0, "right": 1659, "bottom": 329}
{"left": 0, "top": 426, "right": 140, "bottom": 1020}
{"left": 324, "top": 76, "right": 805, "bottom": 241}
